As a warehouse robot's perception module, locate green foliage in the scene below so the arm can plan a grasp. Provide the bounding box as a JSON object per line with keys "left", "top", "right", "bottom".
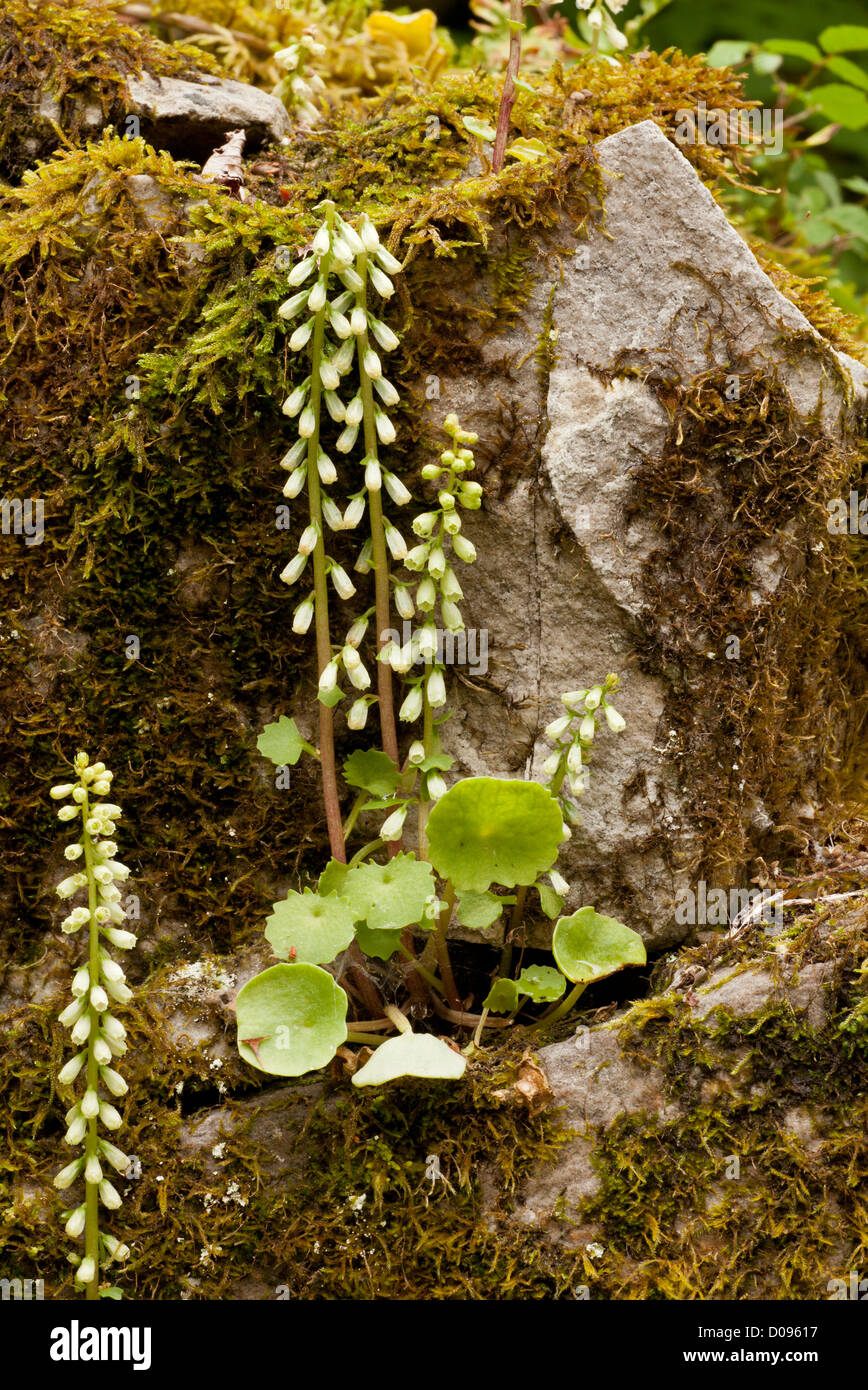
{"left": 235, "top": 963, "right": 348, "bottom": 1076}
{"left": 337, "top": 854, "right": 436, "bottom": 931}
{"left": 552, "top": 908, "right": 647, "bottom": 985}
{"left": 484, "top": 965, "right": 566, "bottom": 1012}
{"left": 426, "top": 777, "right": 565, "bottom": 892}
{"left": 256, "top": 716, "right": 313, "bottom": 766}
{"left": 455, "top": 889, "right": 505, "bottom": 929}
{"left": 342, "top": 749, "right": 401, "bottom": 796}
{"left": 352, "top": 1031, "right": 467, "bottom": 1086}
{"left": 264, "top": 889, "right": 356, "bottom": 965}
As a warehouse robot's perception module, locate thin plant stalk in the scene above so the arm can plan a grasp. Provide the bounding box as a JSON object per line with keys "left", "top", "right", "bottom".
{"left": 80, "top": 794, "right": 100, "bottom": 1302}
{"left": 491, "top": 0, "right": 523, "bottom": 174}
{"left": 538, "top": 979, "right": 587, "bottom": 1026}
{"left": 305, "top": 219, "right": 345, "bottom": 864}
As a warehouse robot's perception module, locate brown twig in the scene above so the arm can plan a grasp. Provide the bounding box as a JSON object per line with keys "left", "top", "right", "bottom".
{"left": 491, "top": 0, "right": 523, "bottom": 174}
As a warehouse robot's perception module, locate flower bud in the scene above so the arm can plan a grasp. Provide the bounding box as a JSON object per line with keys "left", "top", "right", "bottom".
{"left": 561, "top": 690, "right": 587, "bottom": 708}
{"left": 375, "top": 245, "right": 402, "bottom": 275}
{"left": 369, "top": 266, "right": 394, "bottom": 298}
{"left": 438, "top": 491, "right": 455, "bottom": 512}
{"left": 360, "top": 217, "right": 379, "bottom": 252}
{"left": 99, "top": 1179, "right": 122, "bottom": 1210}
{"left": 50, "top": 784, "right": 75, "bottom": 799}
{"left": 65, "top": 1206, "right": 86, "bottom": 1238}
{"left": 320, "top": 359, "right": 341, "bottom": 391}
{"left": 277, "top": 289, "right": 310, "bottom": 320}
{"left": 102, "top": 927, "right": 137, "bottom": 951}
{"left": 72, "top": 787, "right": 87, "bottom": 804}
{"left": 330, "top": 565, "right": 356, "bottom": 600}
{"left": 56, "top": 873, "right": 86, "bottom": 899}
{"left": 104, "top": 1236, "right": 131, "bottom": 1263}
{"left": 280, "top": 438, "right": 307, "bottom": 471}
{"left": 347, "top": 699, "right": 369, "bottom": 731}
{"left": 542, "top": 752, "right": 561, "bottom": 777}
{"left": 343, "top": 495, "right": 366, "bottom": 528}
{"left": 604, "top": 704, "right": 626, "bottom": 733}
{"left": 298, "top": 405, "right": 316, "bottom": 439}
{"left": 394, "top": 586, "right": 414, "bottom": 620}
{"left": 339, "top": 266, "right": 365, "bottom": 294}
{"left": 71, "top": 967, "right": 90, "bottom": 997}
{"left": 318, "top": 660, "right": 339, "bottom": 694}
{"left": 298, "top": 522, "right": 319, "bottom": 556}
{"left": 549, "top": 870, "right": 570, "bottom": 897}
{"left": 365, "top": 458, "right": 382, "bottom": 492}
{"left": 545, "top": 715, "right": 570, "bottom": 740}
{"left": 280, "top": 553, "right": 308, "bottom": 585}
{"left": 282, "top": 381, "right": 308, "bottom": 417}
{"left": 105, "top": 978, "right": 133, "bottom": 1004}
{"left": 99, "top": 1103, "right": 123, "bottom": 1131}
{"left": 71, "top": 1014, "right": 92, "bottom": 1045}
{"left": 308, "top": 279, "right": 327, "bottom": 312}
{"left": 346, "top": 616, "right": 368, "bottom": 647}
{"left": 64, "top": 843, "right": 84, "bottom": 861}
{"left": 292, "top": 597, "right": 315, "bottom": 634}
{"left": 65, "top": 1115, "right": 87, "bottom": 1146}
{"left": 329, "top": 309, "right": 352, "bottom": 339}
{"left": 57, "top": 805, "right": 79, "bottom": 821}
{"left": 289, "top": 322, "right": 313, "bottom": 352}
{"left": 91, "top": 780, "right": 111, "bottom": 795}
{"left": 323, "top": 389, "right": 346, "bottom": 423}
{"left": 441, "top": 598, "right": 463, "bottom": 631}
{"left": 441, "top": 567, "right": 463, "bottom": 600}
{"left": 383, "top": 523, "right": 407, "bottom": 561}
{"left": 99, "top": 1068, "right": 128, "bottom": 1099}
{"left": 374, "top": 377, "right": 400, "bottom": 407}
{"left": 59, "top": 997, "right": 86, "bottom": 1028}
{"left": 383, "top": 472, "right": 412, "bottom": 506}
{"left": 363, "top": 348, "right": 382, "bottom": 380}
{"left": 374, "top": 408, "right": 396, "bottom": 445}
{"left": 93, "top": 1037, "right": 113, "bottom": 1065}
{"left": 427, "top": 670, "right": 447, "bottom": 707}
{"left": 315, "top": 453, "right": 335, "bottom": 486}
{"left": 100, "top": 1015, "right": 127, "bottom": 1043}
{"left": 380, "top": 805, "right": 407, "bottom": 841}
{"left": 85, "top": 1154, "right": 103, "bottom": 1184}
{"left": 577, "top": 711, "right": 595, "bottom": 741}
{"left": 287, "top": 256, "right": 315, "bottom": 287}
{"left": 58, "top": 1052, "right": 87, "bottom": 1086}
{"left": 75, "top": 1256, "right": 96, "bottom": 1286}
{"left": 99, "top": 1139, "right": 129, "bottom": 1170}
{"left": 336, "top": 423, "right": 359, "bottom": 453}
{"left": 350, "top": 305, "right": 367, "bottom": 336}
{"left": 584, "top": 686, "right": 602, "bottom": 711}
{"left": 426, "top": 773, "right": 447, "bottom": 800}
{"left": 399, "top": 685, "right": 424, "bottom": 723}
{"left": 428, "top": 547, "right": 446, "bottom": 580}
{"left": 567, "top": 743, "right": 583, "bottom": 775}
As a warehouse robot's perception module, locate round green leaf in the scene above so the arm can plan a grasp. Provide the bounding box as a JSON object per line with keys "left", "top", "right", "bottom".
{"left": 342, "top": 749, "right": 401, "bottom": 796}
{"left": 807, "top": 84, "right": 868, "bottom": 129}
{"left": 265, "top": 890, "right": 355, "bottom": 965}
{"left": 352, "top": 1031, "right": 466, "bottom": 1086}
{"left": 819, "top": 25, "right": 868, "bottom": 54}
{"left": 483, "top": 977, "right": 521, "bottom": 1013}
{"left": 256, "top": 716, "right": 312, "bottom": 766}
{"left": 515, "top": 964, "right": 566, "bottom": 1003}
{"left": 762, "top": 39, "right": 822, "bottom": 63}
{"left": 354, "top": 921, "right": 404, "bottom": 961}
{"left": 427, "top": 777, "right": 564, "bottom": 892}
{"left": 236, "top": 963, "right": 347, "bottom": 1076}
{"left": 552, "top": 908, "right": 646, "bottom": 985}
{"left": 456, "top": 889, "right": 504, "bottom": 929}
{"left": 462, "top": 115, "right": 496, "bottom": 141}
{"left": 338, "top": 853, "right": 435, "bottom": 930}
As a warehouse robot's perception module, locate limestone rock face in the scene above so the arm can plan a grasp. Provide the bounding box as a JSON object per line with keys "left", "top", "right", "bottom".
{"left": 125, "top": 71, "right": 292, "bottom": 155}
{"left": 416, "top": 120, "right": 868, "bottom": 950}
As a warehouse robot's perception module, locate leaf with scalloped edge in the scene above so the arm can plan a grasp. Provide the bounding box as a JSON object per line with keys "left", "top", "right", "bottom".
{"left": 515, "top": 964, "right": 566, "bottom": 1002}
{"left": 343, "top": 749, "right": 401, "bottom": 796}
{"left": 354, "top": 921, "right": 404, "bottom": 961}
{"left": 456, "top": 889, "right": 504, "bottom": 929}
{"left": 483, "top": 978, "right": 521, "bottom": 1012}
{"left": 427, "top": 777, "right": 564, "bottom": 892}
{"left": 352, "top": 1031, "right": 466, "bottom": 1086}
{"left": 256, "top": 716, "right": 313, "bottom": 766}
{"left": 236, "top": 964, "right": 347, "bottom": 1076}
{"left": 552, "top": 907, "right": 646, "bottom": 984}
{"left": 265, "top": 889, "right": 355, "bottom": 965}
{"left": 337, "top": 853, "right": 435, "bottom": 930}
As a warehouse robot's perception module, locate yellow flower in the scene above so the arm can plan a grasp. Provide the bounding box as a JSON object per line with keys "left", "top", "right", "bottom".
{"left": 363, "top": 9, "right": 438, "bottom": 60}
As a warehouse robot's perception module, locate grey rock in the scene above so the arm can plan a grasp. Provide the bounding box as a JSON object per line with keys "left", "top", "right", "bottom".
{"left": 414, "top": 119, "right": 867, "bottom": 949}
{"left": 125, "top": 71, "right": 291, "bottom": 156}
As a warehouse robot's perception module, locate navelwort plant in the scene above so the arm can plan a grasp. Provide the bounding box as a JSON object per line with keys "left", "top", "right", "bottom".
{"left": 50, "top": 752, "right": 134, "bottom": 1300}
{"left": 239, "top": 210, "right": 646, "bottom": 1087}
